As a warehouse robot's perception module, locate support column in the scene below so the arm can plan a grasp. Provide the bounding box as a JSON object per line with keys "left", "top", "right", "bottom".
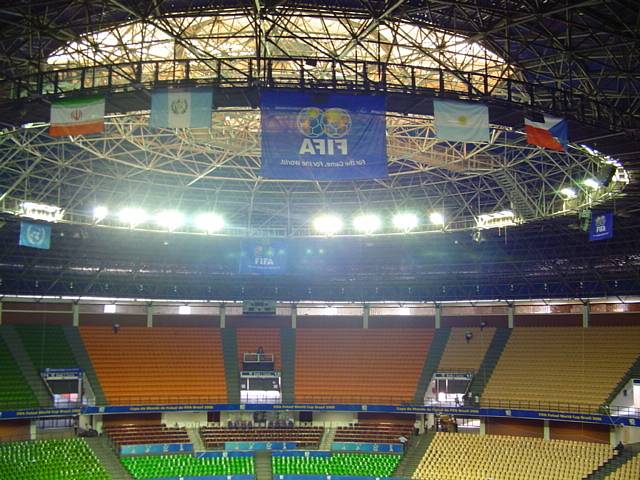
{"left": 363, "top": 304, "right": 369, "bottom": 329}
{"left": 544, "top": 420, "right": 550, "bottom": 440}
{"left": 146, "top": 304, "right": 153, "bottom": 328}
{"left": 435, "top": 304, "right": 441, "bottom": 329}
{"left": 0, "top": 301, "right": 3, "bottom": 325}
{"left": 508, "top": 303, "right": 514, "bottom": 329}
{"left": 479, "top": 418, "right": 486, "bottom": 435}
{"left": 30, "top": 420, "right": 37, "bottom": 440}
{"left": 291, "top": 304, "right": 297, "bottom": 329}
{"left": 582, "top": 302, "right": 590, "bottom": 328}
{"left": 220, "top": 304, "right": 226, "bottom": 329}
{"left": 72, "top": 302, "right": 80, "bottom": 327}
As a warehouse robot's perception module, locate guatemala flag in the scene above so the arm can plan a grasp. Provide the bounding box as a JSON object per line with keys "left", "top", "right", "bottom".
{"left": 524, "top": 113, "right": 568, "bottom": 152}
{"left": 433, "top": 99, "right": 490, "bottom": 143}
{"left": 19, "top": 221, "right": 51, "bottom": 250}
{"left": 150, "top": 88, "right": 213, "bottom": 129}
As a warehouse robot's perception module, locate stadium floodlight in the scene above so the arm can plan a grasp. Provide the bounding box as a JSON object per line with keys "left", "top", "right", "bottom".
{"left": 155, "top": 210, "right": 185, "bottom": 231}
{"left": 353, "top": 213, "right": 381, "bottom": 234}
{"left": 560, "top": 187, "right": 577, "bottom": 198}
{"left": 313, "top": 214, "right": 343, "bottom": 235}
{"left": 119, "top": 207, "right": 147, "bottom": 228}
{"left": 429, "top": 211, "right": 445, "bottom": 226}
{"left": 392, "top": 212, "right": 419, "bottom": 232}
{"left": 20, "top": 201, "right": 64, "bottom": 222}
{"left": 584, "top": 178, "right": 600, "bottom": 189}
{"left": 93, "top": 206, "right": 109, "bottom": 223}
{"left": 194, "top": 212, "right": 225, "bottom": 234}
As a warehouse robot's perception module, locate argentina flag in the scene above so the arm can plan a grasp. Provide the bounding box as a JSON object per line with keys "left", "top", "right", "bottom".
{"left": 150, "top": 88, "right": 213, "bottom": 129}
{"left": 19, "top": 221, "right": 51, "bottom": 250}
{"left": 433, "top": 99, "right": 490, "bottom": 143}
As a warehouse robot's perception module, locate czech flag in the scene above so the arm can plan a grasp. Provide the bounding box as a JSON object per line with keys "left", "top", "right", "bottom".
{"left": 524, "top": 113, "right": 567, "bottom": 152}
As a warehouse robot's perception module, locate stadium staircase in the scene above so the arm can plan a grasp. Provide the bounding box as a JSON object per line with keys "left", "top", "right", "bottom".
{"left": 187, "top": 427, "right": 206, "bottom": 452}
{"left": 319, "top": 426, "right": 337, "bottom": 450}
{"left": 605, "top": 352, "right": 640, "bottom": 406}
{"left": 413, "top": 328, "right": 450, "bottom": 404}
{"left": 255, "top": 450, "right": 273, "bottom": 480}
{"left": 582, "top": 444, "right": 640, "bottom": 480}
{"left": 468, "top": 327, "right": 511, "bottom": 399}
{"left": 221, "top": 329, "right": 241, "bottom": 403}
{"left": 85, "top": 436, "right": 134, "bottom": 480}
{"left": 62, "top": 326, "right": 107, "bottom": 405}
{"left": 492, "top": 169, "right": 537, "bottom": 220}
{"left": 280, "top": 328, "right": 296, "bottom": 403}
{"left": 0, "top": 325, "right": 51, "bottom": 407}
{"left": 393, "top": 432, "right": 435, "bottom": 478}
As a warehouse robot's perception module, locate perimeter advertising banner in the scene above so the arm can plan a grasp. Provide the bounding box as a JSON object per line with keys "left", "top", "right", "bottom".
{"left": 260, "top": 90, "right": 387, "bottom": 180}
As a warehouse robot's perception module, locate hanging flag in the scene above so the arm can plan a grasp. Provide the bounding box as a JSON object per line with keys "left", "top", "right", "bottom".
{"left": 433, "top": 99, "right": 490, "bottom": 143}
{"left": 588, "top": 211, "right": 613, "bottom": 241}
{"left": 150, "top": 88, "right": 213, "bottom": 129}
{"left": 524, "top": 113, "right": 568, "bottom": 151}
{"left": 49, "top": 96, "right": 105, "bottom": 137}
{"left": 19, "top": 221, "right": 51, "bottom": 250}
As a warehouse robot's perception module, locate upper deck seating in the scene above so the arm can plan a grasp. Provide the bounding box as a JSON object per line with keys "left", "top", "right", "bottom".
{"left": 437, "top": 327, "right": 495, "bottom": 373}
{"left": 104, "top": 424, "right": 190, "bottom": 446}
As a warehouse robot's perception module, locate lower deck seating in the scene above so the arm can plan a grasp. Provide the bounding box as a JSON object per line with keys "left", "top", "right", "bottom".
{"left": 200, "top": 426, "right": 324, "bottom": 448}
{"left": 121, "top": 454, "right": 255, "bottom": 479}
{"left": 607, "top": 451, "right": 640, "bottom": 479}
{"left": 412, "top": 432, "right": 613, "bottom": 480}
{"left": 104, "top": 424, "right": 190, "bottom": 446}
{"left": 272, "top": 453, "right": 401, "bottom": 477}
{"left": 0, "top": 335, "right": 38, "bottom": 409}
{"left": 334, "top": 423, "right": 414, "bottom": 444}
{"left": 0, "top": 438, "right": 109, "bottom": 480}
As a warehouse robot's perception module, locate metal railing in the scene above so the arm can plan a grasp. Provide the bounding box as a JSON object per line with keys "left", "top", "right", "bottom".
{"left": 1, "top": 56, "right": 633, "bottom": 130}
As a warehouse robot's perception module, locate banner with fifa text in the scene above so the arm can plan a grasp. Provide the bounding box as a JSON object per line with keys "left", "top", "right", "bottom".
{"left": 260, "top": 90, "right": 387, "bottom": 180}
{"left": 239, "top": 239, "right": 288, "bottom": 275}
{"left": 588, "top": 211, "right": 613, "bottom": 241}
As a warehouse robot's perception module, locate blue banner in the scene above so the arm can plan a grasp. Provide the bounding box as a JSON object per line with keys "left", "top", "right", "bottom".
{"left": 589, "top": 211, "right": 614, "bottom": 241}
{"left": 274, "top": 476, "right": 404, "bottom": 480}
{"left": 331, "top": 442, "right": 403, "bottom": 453}
{"left": 260, "top": 90, "right": 387, "bottom": 180}
{"left": 239, "top": 239, "right": 288, "bottom": 275}
{"left": 119, "top": 443, "right": 193, "bottom": 456}
{"left": 225, "top": 441, "right": 297, "bottom": 451}
{"left": 19, "top": 221, "right": 51, "bottom": 249}
{"left": 149, "top": 476, "right": 253, "bottom": 480}
{"left": 272, "top": 451, "right": 331, "bottom": 458}
{"left": 195, "top": 451, "right": 255, "bottom": 458}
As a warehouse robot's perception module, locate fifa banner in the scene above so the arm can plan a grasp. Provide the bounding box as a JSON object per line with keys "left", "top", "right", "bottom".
{"left": 589, "top": 211, "right": 614, "bottom": 241}
{"left": 239, "top": 239, "right": 288, "bottom": 275}
{"left": 260, "top": 90, "right": 387, "bottom": 180}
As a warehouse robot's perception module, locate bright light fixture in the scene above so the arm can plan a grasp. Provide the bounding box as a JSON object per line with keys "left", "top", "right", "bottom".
{"left": 194, "top": 212, "right": 225, "bottom": 234}
{"left": 477, "top": 210, "right": 517, "bottom": 229}
{"left": 313, "top": 214, "right": 343, "bottom": 235}
{"left": 353, "top": 213, "right": 381, "bottom": 234}
{"left": 584, "top": 178, "right": 600, "bottom": 189}
{"left": 429, "top": 211, "right": 445, "bottom": 226}
{"left": 392, "top": 212, "right": 419, "bottom": 232}
{"left": 178, "top": 305, "right": 191, "bottom": 315}
{"left": 93, "top": 206, "right": 109, "bottom": 222}
{"left": 155, "top": 210, "right": 185, "bottom": 231}
{"left": 119, "top": 208, "right": 147, "bottom": 227}
{"left": 560, "top": 187, "right": 577, "bottom": 198}
{"left": 20, "top": 202, "right": 64, "bottom": 222}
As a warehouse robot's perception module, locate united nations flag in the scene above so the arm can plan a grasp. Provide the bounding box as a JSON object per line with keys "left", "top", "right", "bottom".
{"left": 19, "top": 221, "right": 51, "bottom": 250}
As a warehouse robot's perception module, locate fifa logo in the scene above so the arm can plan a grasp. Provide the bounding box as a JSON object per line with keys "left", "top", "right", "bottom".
{"left": 594, "top": 214, "right": 607, "bottom": 233}
{"left": 254, "top": 245, "right": 275, "bottom": 266}
{"left": 296, "top": 107, "right": 351, "bottom": 155}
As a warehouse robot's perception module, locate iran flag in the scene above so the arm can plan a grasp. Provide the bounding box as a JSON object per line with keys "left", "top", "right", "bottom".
{"left": 49, "top": 96, "right": 105, "bottom": 137}
{"left": 524, "top": 113, "right": 568, "bottom": 152}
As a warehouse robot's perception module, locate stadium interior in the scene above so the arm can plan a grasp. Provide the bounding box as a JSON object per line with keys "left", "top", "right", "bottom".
{"left": 1, "top": 1, "right": 640, "bottom": 480}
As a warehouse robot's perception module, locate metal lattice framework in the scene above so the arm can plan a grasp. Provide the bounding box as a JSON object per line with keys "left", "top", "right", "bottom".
{"left": 0, "top": 1, "right": 639, "bottom": 299}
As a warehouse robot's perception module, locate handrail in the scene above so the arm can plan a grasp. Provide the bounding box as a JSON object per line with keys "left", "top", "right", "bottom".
{"left": 0, "top": 56, "right": 633, "bottom": 130}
